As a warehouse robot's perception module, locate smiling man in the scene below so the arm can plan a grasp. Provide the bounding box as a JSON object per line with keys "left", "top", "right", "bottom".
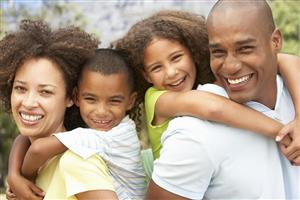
{"left": 147, "top": 0, "right": 299, "bottom": 199}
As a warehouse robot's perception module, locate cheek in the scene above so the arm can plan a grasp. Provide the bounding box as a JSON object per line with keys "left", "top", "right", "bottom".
{"left": 210, "top": 59, "right": 220, "bottom": 74}
{"left": 10, "top": 93, "right": 21, "bottom": 109}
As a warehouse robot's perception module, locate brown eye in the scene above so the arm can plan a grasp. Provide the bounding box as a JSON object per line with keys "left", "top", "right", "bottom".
{"left": 13, "top": 85, "right": 26, "bottom": 93}
{"left": 172, "top": 54, "right": 182, "bottom": 62}
{"left": 150, "top": 65, "right": 162, "bottom": 72}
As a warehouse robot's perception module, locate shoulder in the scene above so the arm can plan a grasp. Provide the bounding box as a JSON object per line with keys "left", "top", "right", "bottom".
{"left": 145, "top": 87, "right": 167, "bottom": 102}
{"left": 197, "top": 83, "right": 229, "bottom": 98}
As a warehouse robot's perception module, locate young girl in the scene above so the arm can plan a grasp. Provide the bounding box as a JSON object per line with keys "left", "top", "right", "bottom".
{"left": 112, "top": 10, "right": 300, "bottom": 163}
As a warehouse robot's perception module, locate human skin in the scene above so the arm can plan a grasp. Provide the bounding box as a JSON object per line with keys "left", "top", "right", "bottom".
{"left": 11, "top": 57, "right": 73, "bottom": 142}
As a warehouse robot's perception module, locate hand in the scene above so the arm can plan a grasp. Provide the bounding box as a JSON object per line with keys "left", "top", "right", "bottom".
{"left": 6, "top": 186, "right": 17, "bottom": 200}
{"left": 7, "top": 174, "right": 45, "bottom": 200}
{"left": 277, "top": 118, "right": 300, "bottom": 165}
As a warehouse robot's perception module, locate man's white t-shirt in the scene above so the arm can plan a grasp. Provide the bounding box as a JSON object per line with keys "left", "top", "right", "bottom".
{"left": 152, "top": 76, "right": 299, "bottom": 199}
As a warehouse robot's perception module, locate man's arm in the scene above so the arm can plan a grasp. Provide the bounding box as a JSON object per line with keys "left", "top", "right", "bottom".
{"left": 147, "top": 180, "right": 188, "bottom": 200}
{"left": 76, "top": 190, "right": 118, "bottom": 200}
{"left": 277, "top": 53, "right": 300, "bottom": 114}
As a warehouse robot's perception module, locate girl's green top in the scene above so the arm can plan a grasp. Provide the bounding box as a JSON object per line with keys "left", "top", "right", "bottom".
{"left": 144, "top": 87, "right": 171, "bottom": 159}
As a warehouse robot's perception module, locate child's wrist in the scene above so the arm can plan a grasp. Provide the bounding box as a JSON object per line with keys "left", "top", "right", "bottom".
{"left": 7, "top": 172, "right": 21, "bottom": 186}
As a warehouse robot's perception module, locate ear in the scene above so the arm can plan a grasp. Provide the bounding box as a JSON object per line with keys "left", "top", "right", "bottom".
{"left": 127, "top": 92, "right": 137, "bottom": 111}
{"left": 271, "top": 29, "right": 282, "bottom": 52}
{"left": 141, "top": 68, "right": 152, "bottom": 84}
{"left": 66, "top": 98, "right": 74, "bottom": 108}
{"left": 72, "top": 87, "right": 80, "bottom": 107}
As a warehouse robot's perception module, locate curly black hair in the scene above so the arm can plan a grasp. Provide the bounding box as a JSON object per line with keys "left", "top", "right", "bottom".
{"left": 112, "top": 10, "right": 215, "bottom": 122}
{"left": 0, "top": 19, "right": 99, "bottom": 130}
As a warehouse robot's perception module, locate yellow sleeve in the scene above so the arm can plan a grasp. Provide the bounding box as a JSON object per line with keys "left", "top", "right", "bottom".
{"left": 59, "top": 150, "right": 115, "bottom": 197}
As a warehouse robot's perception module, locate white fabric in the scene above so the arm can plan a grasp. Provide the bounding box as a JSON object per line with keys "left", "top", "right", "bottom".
{"left": 152, "top": 76, "right": 299, "bottom": 199}
{"left": 55, "top": 116, "right": 146, "bottom": 200}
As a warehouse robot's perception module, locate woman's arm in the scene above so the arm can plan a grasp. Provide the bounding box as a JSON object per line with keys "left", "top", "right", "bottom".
{"left": 22, "top": 136, "right": 67, "bottom": 180}
{"left": 7, "top": 135, "right": 45, "bottom": 199}
{"left": 155, "top": 90, "right": 283, "bottom": 138}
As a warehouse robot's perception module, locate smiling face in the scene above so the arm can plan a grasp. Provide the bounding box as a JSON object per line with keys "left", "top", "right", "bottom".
{"left": 75, "top": 69, "right": 136, "bottom": 131}
{"left": 143, "top": 38, "right": 196, "bottom": 92}
{"left": 207, "top": 5, "right": 281, "bottom": 107}
{"left": 11, "top": 58, "right": 73, "bottom": 141}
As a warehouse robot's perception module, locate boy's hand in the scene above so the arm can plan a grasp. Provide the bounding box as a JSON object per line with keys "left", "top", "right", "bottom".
{"left": 277, "top": 117, "right": 300, "bottom": 165}
{"left": 7, "top": 174, "right": 45, "bottom": 200}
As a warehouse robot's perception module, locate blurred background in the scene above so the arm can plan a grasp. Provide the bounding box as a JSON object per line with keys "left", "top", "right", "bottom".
{"left": 0, "top": 0, "right": 299, "bottom": 194}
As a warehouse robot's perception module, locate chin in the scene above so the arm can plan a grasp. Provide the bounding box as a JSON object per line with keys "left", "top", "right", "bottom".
{"left": 228, "top": 93, "right": 252, "bottom": 104}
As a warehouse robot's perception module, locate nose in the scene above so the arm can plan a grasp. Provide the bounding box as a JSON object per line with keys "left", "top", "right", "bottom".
{"left": 222, "top": 54, "right": 242, "bottom": 75}
{"left": 22, "top": 92, "right": 39, "bottom": 108}
{"left": 165, "top": 64, "right": 178, "bottom": 79}
{"left": 96, "top": 102, "right": 108, "bottom": 116}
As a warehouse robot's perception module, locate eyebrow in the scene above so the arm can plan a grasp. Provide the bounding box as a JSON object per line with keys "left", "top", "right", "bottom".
{"left": 13, "top": 80, "right": 57, "bottom": 88}
{"left": 209, "top": 38, "right": 257, "bottom": 49}
{"left": 110, "top": 95, "right": 125, "bottom": 100}
{"left": 81, "top": 92, "right": 97, "bottom": 97}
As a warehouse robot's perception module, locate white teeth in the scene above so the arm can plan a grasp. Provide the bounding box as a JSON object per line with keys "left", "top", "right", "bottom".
{"left": 228, "top": 75, "right": 250, "bottom": 85}
{"left": 21, "top": 113, "right": 43, "bottom": 121}
{"left": 93, "top": 119, "right": 110, "bottom": 124}
{"left": 170, "top": 77, "right": 184, "bottom": 86}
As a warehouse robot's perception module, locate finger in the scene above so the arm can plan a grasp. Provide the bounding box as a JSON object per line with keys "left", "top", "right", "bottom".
{"left": 280, "top": 135, "right": 292, "bottom": 147}
{"left": 6, "top": 187, "right": 17, "bottom": 198}
{"left": 280, "top": 144, "right": 288, "bottom": 158}
{"left": 285, "top": 142, "right": 299, "bottom": 158}
{"left": 292, "top": 154, "right": 300, "bottom": 166}
{"left": 287, "top": 149, "right": 300, "bottom": 161}
{"left": 276, "top": 125, "right": 292, "bottom": 142}
{"left": 30, "top": 184, "right": 45, "bottom": 197}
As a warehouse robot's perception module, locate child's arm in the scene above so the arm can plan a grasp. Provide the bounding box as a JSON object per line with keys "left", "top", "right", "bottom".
{"left": 155, "top": 90, "right": 283, "bottom": 138}
{"left": 276, "top": 53, "right": 300, "bottom": 164}
{"left": 7, "top": 135, "right": 45, "bottom": 199}
{"left": 21, "top": 136, "right": 67, "bottom": 180}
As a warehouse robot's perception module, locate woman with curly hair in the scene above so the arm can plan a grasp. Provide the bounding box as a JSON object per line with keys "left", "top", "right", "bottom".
{"left": 113, "top": 10, "right": 300, "bottom": 170}
{"left": 0, "top": 19, "right": 121, "bottom": 200}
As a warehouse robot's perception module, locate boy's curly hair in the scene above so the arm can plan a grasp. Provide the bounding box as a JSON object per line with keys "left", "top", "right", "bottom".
{"left": 112, "top": 10, "right": 215, "bottom": 121}
{"left": 0, "top": 19, "right": 99, "bottom": 130}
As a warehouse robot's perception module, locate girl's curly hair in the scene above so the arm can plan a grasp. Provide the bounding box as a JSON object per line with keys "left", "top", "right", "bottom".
{"left": 112, "top": 10, "right": 215, "bottom": 123}
{"left": 0, "top": 19, "right": 99, "bottom": 130}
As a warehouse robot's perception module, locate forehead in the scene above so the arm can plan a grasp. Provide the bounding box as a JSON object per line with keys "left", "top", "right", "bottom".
{"left": 15, "top": 58, "right": 65, "bottom": 84}
{"left": 80, "top": 70, "right": 130, "bottom": 94}
{"left": 207, "top": 6, "right": 266, "bottom": 46}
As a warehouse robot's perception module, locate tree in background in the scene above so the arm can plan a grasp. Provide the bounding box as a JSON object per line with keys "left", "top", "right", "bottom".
{"left": 270, "top": 0, "right": 300, "bottom": 56}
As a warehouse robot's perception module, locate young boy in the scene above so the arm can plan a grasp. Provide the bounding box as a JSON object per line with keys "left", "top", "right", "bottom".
{"left": 20, "top": 49, "right": 146, "bottom": 199}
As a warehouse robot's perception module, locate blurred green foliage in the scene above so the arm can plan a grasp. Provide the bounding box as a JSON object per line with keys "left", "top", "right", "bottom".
{"left": 270, "top": 0, "right": 300, "bottom": 56}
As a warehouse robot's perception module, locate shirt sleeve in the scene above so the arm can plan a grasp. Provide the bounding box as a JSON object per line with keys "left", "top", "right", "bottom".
{"left": 144, "top": 87, "right": 167, "bottom": 128}
{"left": 58, "top": 150, "right": 115, "bottom": 197}
{"left": 151, "top": 117, "right": 215, "bottom": 199}
{"left": 54, "top": 128, "right": 108, "bottom": 159}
